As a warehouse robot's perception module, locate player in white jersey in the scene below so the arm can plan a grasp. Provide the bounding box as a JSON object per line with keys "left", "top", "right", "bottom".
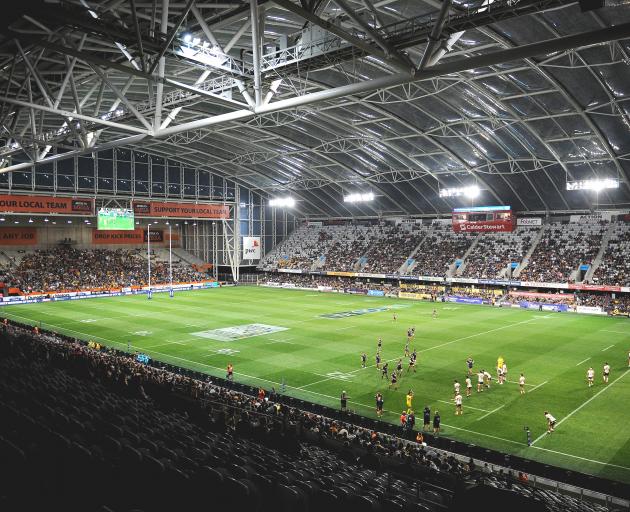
{"left": 502, "top": 363, "right": 508, "bottom": 383}
{"left": 453, "top": 380, "right": 460, "bottom": 397}
{"left": 628, "top": 350, "right": 630, "bottom": 367}
{"left": 518, "top": 373, "right": 526, "bottom": 395}
{"left": 483, "top": 370, "right": 492, "bottom": 389}
{"left": 587, "top": 367, "right": 595, "bottom": 387}
{"left": 497, "top": 366, "right": 504, "bottom": 385}
{"left": 454, "top": 393, "right": 463, "bottom": 415}
{"left": 544, "top": 411, "right": 556, "bottom": 433}
{"left": 477, "top": 370, "right": 484, "bottom": 393}
{"left": 465, "top": 376, "right": 472, "bottom": 397}
{"left": 603, "top": 363, "right": 610, "bottom": 384}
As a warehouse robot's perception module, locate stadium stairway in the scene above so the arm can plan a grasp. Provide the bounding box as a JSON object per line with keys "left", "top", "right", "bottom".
{"left": 453, "top": 234, "right": 482, "bottom": 277}
{"left": 583, "top": 223, "right": 616, "bottom": 283}
{"left": 402, "top": 230, "right": 432, "bottom": 275}
{"left": 512, "top": 227, "right": 545, "bottom": 279}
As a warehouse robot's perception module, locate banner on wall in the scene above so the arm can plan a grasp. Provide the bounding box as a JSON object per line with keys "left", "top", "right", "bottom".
{"left": 92, "top": 229, "right": 144, "bottom": 244}
{"left": 144, "top": 229, "right": 163, "bottom": 242}
{"left": 242, "top": 236, "right": 261, "bottom": 260}
{"left": 133, "top": 201, "right": 229, "bottom": 219}
{"left": 0, "top": 227, "right": 37, "bottom": 245}
{"left": 0, "top": 194, "right": 93, "bottom": 215}
{"left": 516, "top": 218, "right": 542, "bottom": 226}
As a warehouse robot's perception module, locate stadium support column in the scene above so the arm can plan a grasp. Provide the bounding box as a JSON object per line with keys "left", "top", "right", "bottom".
{"left": 235, "top": 187, "right": 240, "bottom": 282}
{"left": 222, "top": 203, "right": 239, "bottom": 283}
{"left": 168, "top": 223, "right": 173, "bottom": 298}
{"left": 212, "top": 222, "right": 218, "bottom": 280}
{"left": 147, "top": 222, "right": 152, "bottom": 300}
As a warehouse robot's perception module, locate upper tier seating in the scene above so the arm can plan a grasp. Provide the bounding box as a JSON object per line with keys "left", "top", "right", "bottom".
{"left": 518, "top": 222, "right": 606, "bottom": 283}
{"left": 591, "top": 223, "right": 630, "bottom": 287}
{"left": 409, "top": 225, "right": 476, "bottom": 277}
{"left": 460, "top": 227, "right": 539, "bottom": 279}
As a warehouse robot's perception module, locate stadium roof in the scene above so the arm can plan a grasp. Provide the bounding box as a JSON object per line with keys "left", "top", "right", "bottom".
{"left": 1, "top": 0, "right": 630, "bottom": 217}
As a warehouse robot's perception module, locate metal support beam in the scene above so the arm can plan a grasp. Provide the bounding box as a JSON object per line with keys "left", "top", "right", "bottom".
{"left": 335, "top": 0, "right": 412, "bottom": 70}
{"left": 272, "top": 0, "right": 402, "bottom": 69}
{"left": 250, "top": 0, "right": 263, "bottom": 106}
{"left": 156, "top": 21, "right": 630, "bottom": 137}
{"left": 224, "top": 18, "right": 250, "bottom": 53}
{"left": 129, "top": 0, "right": 146, "bottom": 70}
{"left": 148, "top": 0, "right": 196, "bottom": 75}
{"left": 154, "top": 0, "right": 170, "bottom": 130}
{"left": 418, "top": 0, "right": 451, "bottom": 70}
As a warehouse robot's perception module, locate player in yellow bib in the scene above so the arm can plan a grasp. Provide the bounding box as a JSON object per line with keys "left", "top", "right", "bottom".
{"left": 406, "top": 390, "right": 414, "bottom": 413}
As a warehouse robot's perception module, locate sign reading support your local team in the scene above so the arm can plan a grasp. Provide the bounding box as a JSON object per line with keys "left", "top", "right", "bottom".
{"left": 243, "top": 236, "right": 261, "bottom": 260}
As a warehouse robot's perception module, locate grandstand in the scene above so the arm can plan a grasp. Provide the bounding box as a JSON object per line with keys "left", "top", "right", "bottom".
{"left": 2, "top": 1, "right": 630, "bottom": 511}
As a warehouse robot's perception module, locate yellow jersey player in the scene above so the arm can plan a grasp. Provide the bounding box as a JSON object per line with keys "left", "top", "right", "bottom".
{"left": 519, "top": 373, "right": 526, "bottom": 394}
{"left": 497, "top": 356, "right": 504, "bottom": 378}
{"left": 454, "top": 392, "right": 463, "bottom": 416}
{"left": 406, "top": 390, "right": 414, "bottom": 413}
{"left": 603, "top": 363, "right": 610, "bottom": 384}
{"left": 587, "top": 367, "right": 595, "bottom": 387}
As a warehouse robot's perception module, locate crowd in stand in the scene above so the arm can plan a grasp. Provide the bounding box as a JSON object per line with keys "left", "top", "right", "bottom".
{"left": 593, "top": 226, "right": 630, "bottom": 287}
{"left": 362, "top": 225, "right": 426, "bottom": 274}
{"left": 407, "top": 226, "right": 475, "bottom": 277}
{"left": 519, "top": 222, "right": 605, "bottom": 283}
{"left": 461, "top": 227, "right": 537, "bottom": 280}
{"left": 4, "top": 247, "right": 207, "bottom": 293}
{"left": 260, "top": 220, "right": 630, "bottom": 287}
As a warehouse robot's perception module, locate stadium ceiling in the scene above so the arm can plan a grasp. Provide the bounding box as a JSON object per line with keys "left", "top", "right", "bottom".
{"left": 1, "top": 0, "right": 630, "bottom": 217}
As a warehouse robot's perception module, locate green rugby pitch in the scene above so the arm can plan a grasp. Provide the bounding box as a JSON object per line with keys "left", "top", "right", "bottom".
{"left": 3, "top": 286, "right": 630, "bottom": 483}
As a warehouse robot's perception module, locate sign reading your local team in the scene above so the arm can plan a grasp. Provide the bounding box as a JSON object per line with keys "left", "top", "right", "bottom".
{"left": 0, "top": 194, "right": 93, "bottom": 215}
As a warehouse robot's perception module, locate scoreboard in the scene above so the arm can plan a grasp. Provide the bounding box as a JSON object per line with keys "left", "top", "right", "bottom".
{"left": 452, "top": 206, "right": 515, "bottom": 233}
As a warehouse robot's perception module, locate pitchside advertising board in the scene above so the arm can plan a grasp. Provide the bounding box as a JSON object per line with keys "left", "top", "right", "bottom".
{"left": 242, "top": 237, "right": 261, "bottom": 260}
{"left": 452, "top": 206, "right": 515, "bottom": 233}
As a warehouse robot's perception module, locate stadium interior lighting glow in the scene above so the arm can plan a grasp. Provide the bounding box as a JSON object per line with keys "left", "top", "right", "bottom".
{"left": 269, "top": 197, "right": 295, "bottom": 208}
{"left": 566, "top": 178, "right": 619, "bottom": 191}
{"left": 182, "top": 33, "right": 192, "bottom": 43}
{"left": 343, "top": 192, "right": 374, "bottom": 203}
{"left": 439, "top": 185, "right": 481, "bottom": 198}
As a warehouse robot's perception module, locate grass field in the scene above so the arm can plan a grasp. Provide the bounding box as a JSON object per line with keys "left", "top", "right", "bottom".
{"left": 3, "top": 286, "right": 630, "bottom": 483}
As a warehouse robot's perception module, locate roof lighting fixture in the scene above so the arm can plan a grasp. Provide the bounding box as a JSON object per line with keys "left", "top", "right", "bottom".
{"left": 566, "top": 178, "right": 619, "bottom": 191}
{"left": 344, "top": 192, "right": 374, "bottom": 203}
{"left": 183, "top": 33, "right": 192, "bottom": 43}
{"left": 269, "top": 196, "right": 296, "bottom": 208}
{"left": 439, "top": 185, "right": 481, "bottom": 198}
{"left": 28, "top": 218, "right": 33, "bottom": 223}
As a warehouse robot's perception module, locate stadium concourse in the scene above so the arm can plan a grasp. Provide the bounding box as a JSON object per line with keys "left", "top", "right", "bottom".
{"left": 3, "top": 0, "right": 630, "bottom": 511}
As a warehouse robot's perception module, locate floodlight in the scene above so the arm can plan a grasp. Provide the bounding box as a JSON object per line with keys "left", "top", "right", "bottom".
{"left": 566, "top": 178, "right": 619, "bottom": 191}
{"left": 344, "top": 192, "right": 374, "bottom": 203}
{"left": 269, "top": 197, "right": 296, "bottom": 208}
{"left": 183, "top": 33, "right": 192, "bottom": 43}
{"left": 439, "top": 185, "right": 481, "bottom": 198}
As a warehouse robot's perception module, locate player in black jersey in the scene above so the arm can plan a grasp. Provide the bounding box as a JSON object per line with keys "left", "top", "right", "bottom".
{"left": 381, "top": 362, "right": 389, "bottom": 379}
{"left": 423, "top": 406, "right": 431, "bottom": 431}
{"left": 361, "top": 352, "right": 367, "bottom": 368}
{"left": 375, "top": 392, "right": 384, "bottom": 417}
{"left": 389, "top": 371, "right": 398, "bottom": 390}
{"left": 396, "top": 358, "right": 403, "bottom": 376}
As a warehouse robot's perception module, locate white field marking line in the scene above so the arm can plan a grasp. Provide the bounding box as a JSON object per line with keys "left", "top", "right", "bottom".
{"left": 529, "top": 380, "right": 548, "bottom": 392}
{"left": 297, "top": 317, "right": 541, "bottom": 390}
{"left": 336, "top": 326, "right": 355, "bottom": 331}
{"left": 437, "top": 399, "right": 490, "bottom": 413}
{"left": 531, "top": 369, "right": 630, "bottom": 446}
{"left": 602, "top": 330, "right": 630, "bottom": 334}
{"left": 505, "top": 379, "right": 536, "bottom": 387}
{"left": 530, "top": 446, "right": 630, "bottom": 471}
{"left": 602, "top": 344, "right": 615, "bottom": 352}
{"left": 576, "top": 357, "right": 591, "bottom": 366}
{"left": 265, "top": 339, "right": 296, "bottom": 345}
{"left": 476, "top": 404, "right": 505, "bottom": 421}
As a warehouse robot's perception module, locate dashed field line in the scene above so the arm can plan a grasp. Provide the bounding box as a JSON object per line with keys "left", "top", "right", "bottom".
{"left": 576, "top": 357, "right": 591, "bottom": 366}
{"left": 476, "top": 404, "right": 505, "bottom": 421}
